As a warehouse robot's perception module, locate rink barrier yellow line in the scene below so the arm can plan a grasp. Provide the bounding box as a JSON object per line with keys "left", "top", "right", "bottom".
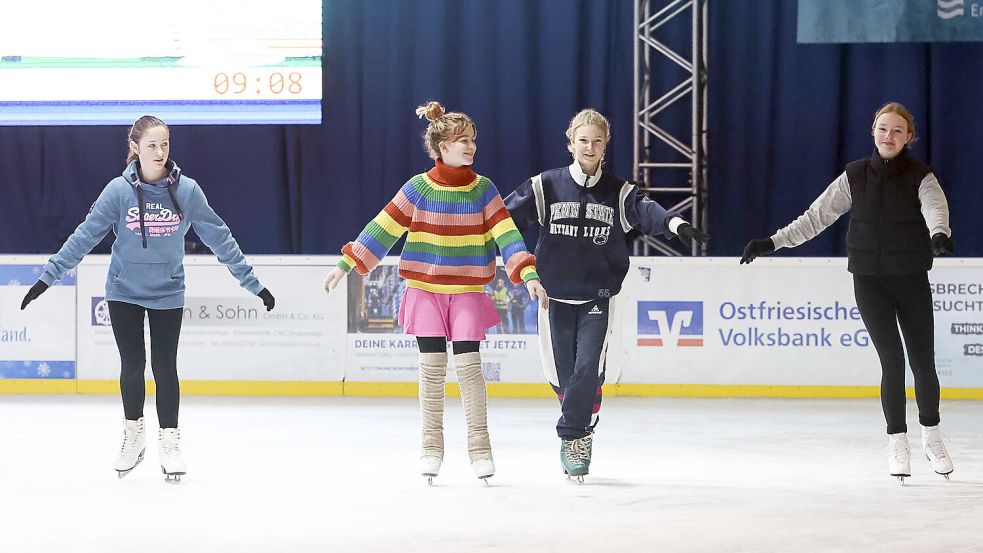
{"left": 3, "top": 380, "right": 983, "bottom": 400}
{"left": 72, "top": 380, "right": 344, "bottom": 396}
{"left": 0, "top": 379, "right": 78, "bottom": 394}
{"left": 340, "top": 382, "right": 556, "bottom": 398}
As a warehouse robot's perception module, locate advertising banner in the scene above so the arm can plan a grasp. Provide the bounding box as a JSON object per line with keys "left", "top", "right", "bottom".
{"left": 927, "top": 263, "right": 983, "bottom": 387}
{"left": 619, "top": 258, "right": 983, "bottom": 388}
{"left": 2, "top": 254, "right": 979, "bottom": 394}
{"left": 0, "top": 261, "right": 76, "bottom": 379}
{"left": 76, "top": 256, "right": 345, "bottom": 382}
{"left": 344, "top": 260, "right": 546, "bottom": 383}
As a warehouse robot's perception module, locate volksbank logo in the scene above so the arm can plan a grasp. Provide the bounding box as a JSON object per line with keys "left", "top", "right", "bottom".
{"left": 637, "top": 301, "right": 703, "bottom": 347}
{"left": 938, "top": 0, "right": 965, "bottom": 19}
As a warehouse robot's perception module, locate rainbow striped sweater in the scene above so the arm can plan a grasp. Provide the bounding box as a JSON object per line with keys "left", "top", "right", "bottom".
{"left": 338, "top": 161, "right": 539, "bottom": 294}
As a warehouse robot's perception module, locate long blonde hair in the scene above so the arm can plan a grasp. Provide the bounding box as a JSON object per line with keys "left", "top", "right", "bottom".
{"left": 415, "top": 101, "right": 476, "bottom": 160}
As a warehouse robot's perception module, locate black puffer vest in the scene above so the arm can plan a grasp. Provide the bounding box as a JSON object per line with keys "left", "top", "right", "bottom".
{"left": 845, "top": 149, "right": 932, "bottom": 275}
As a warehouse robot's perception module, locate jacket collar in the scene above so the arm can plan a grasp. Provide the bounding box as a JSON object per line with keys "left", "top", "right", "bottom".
{"left": 871, "top": 148, "right": 911, "bottom": 178}
{"left": 568, "top": 161, "right": 601, "bottom": 187}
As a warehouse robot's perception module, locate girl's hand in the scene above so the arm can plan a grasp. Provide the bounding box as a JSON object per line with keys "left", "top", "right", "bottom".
{"left": 525, "top": 279, "right": 549, "bottom": 310}
{"left": 323, "top": 267, "right": 347, "bottom": 294}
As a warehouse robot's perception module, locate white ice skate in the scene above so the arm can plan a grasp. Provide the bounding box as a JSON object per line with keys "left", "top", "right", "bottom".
{"left": 471, "top": 458, "right": 495, "bottom": 483}
{"left": 887, "top": 433, "right": 911, "bottom": 484}
{"left": 921, "top": 424, "right": 954, "bottom": 479}
{"left": 421, "top": 456, "right": 442, "bottom": 485}
{"left": 158, "top": 428, "right": 186, "bottom": 484}
{"left": 114, "top": 418, "right": 146, "bottom": 478}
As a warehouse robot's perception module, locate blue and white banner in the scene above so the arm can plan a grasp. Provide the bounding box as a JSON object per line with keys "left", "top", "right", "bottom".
{"left": 0, "top": 263, "right": 76, "bottom": 379}
{"left": 798, "top": 0, "right": 983, "bottom": 43}
{"left": 620, "top": 258, "right": 983, "bottom": 388}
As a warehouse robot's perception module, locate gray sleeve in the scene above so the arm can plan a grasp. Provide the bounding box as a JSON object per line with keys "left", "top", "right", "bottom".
{"left": 918, "top": 172, "right": 951, "bottom": 237}
{"left": 771, "top": 172, "right": 852, "bottom": 250}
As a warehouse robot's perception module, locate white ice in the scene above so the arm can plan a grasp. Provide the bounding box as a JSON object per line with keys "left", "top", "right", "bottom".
{"left": 1, "top": 395, "right": 982, "bottom": 552}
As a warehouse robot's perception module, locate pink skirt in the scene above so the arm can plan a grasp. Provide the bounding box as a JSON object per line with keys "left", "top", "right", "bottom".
{"left": 399, "top": 288, "right": 500, "bottom": 341}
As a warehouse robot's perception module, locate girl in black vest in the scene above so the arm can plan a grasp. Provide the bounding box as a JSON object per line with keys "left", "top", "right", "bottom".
{"left": 740, "top": 102, "right": 954, "bottom": 483}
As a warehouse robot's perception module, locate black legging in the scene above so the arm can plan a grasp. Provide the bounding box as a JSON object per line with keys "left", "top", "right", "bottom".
{"left": 853, "top": 272, "right": 940, "bottom": 435}
{"left": 416, "top": 336, "right": 480, "bottom": 354}
{"left": 108, "top": 301, "right": 184, "bottom": 428}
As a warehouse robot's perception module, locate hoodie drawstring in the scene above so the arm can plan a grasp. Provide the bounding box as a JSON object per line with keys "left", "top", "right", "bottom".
{"left": 135, "top": 183, "right": 147, "bottom": 249}
{"left": 165, "top": 185, "right": 185, "bottom": 221}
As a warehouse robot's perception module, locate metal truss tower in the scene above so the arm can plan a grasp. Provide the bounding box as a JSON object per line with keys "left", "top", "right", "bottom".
{"left": 633, "top": 0, "right": 709, "bottom": 256}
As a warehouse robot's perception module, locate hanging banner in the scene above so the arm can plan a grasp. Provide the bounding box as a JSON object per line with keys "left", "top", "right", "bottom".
{"left": 798, "top": 0, "right": 983, "bottom": 43}
{"left": 0, "top": 260, "right": 76, "bottom": 379}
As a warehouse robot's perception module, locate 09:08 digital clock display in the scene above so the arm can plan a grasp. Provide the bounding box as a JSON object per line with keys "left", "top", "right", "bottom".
{"left": 213, "top": 72, "right": 304, "bottom": 96}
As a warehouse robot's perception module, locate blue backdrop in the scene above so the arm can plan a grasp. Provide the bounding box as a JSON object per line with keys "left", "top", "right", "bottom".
{"left": 0, "top": 0, "right": 980, "bottom": 258}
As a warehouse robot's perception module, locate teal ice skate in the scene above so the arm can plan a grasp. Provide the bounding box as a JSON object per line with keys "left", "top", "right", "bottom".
{"left": 560, "top": 434, "right": 593, "bottom": 483}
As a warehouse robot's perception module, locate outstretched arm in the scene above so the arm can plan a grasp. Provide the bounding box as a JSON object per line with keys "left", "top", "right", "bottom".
{"left": 39, "top": 183, "right": 119, "bottom": 286}
{"left": 741, "top": 172, "right": 852, "bottom": 264}
{"left": 187, "top": 181, "right": 265, "bottom": 295}
{"left": 622, "top": 182, "right": 709, "bottom": 247}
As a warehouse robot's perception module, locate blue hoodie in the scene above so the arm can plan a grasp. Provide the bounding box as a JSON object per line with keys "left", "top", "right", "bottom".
{"left": 40, "top": 160, "right": 264, "bottom": 310}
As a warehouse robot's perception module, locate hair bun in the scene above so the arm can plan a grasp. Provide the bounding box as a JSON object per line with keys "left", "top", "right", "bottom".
{"left": 415, "top": 100, "right": 445, "bottom": 122}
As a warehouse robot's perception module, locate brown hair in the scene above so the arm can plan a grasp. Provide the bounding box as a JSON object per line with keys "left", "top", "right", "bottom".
{"left": 125, "top": 115, "right": 169, "bottom": 164}
{"left": 414, "top": 101, "right": 476, "bottom": 160}
{"left": 565, "top": 108, "right": 611, "bottom": 144}
{"left": 871, "top": 102, "right": 916, "bottom": 139}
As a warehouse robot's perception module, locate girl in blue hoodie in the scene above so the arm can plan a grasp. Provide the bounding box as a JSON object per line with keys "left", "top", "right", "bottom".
{"left": 20, "top": 115, "right": 275, "bottom": 482}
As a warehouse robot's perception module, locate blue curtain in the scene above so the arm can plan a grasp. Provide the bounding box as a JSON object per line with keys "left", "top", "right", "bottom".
{"left": 709, "top": 0, "right": 983, "bottom": 257}
{"left": 1, "top": 0, "right": 980, "bottom": 258}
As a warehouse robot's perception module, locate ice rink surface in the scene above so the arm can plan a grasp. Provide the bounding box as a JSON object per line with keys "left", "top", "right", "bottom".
{"left": 1, "top": 394, "right": 981, "bottom": 553}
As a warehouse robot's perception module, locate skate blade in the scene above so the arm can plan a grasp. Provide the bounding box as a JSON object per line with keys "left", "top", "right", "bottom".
{"left": 161, "top": 466, "right": 186, "bottom": 484}
{"left": 925, "top": 455, "right": 954, "bottom": 478}
{"left": 116, "top": 451, "right": 145, "bottom": 479}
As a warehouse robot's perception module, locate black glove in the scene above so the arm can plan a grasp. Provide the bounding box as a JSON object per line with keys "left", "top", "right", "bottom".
{"left": 21, "top": 281, "right": 49, "bottom": 310}
{"left": 258, "top": 288, "right": 275, "bottom": 311}
{"left": 931, "top": 233, "right": 954, "bottom": 256}
{"left": 677, "top": 223, "right": 710, "bottom": 248}
{"left": 740, "top": 238, "right": 775, "bottom": 264}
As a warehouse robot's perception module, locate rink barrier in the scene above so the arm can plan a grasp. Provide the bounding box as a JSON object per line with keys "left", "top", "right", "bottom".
{"left": 5, "top": 380, "right": 983, "bottom": 400}
{"left": 4, "top": 255, "right": 983, "bottom": 397}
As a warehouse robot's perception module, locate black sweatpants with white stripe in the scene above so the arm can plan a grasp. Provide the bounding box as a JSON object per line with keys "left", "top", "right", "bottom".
{"left": 538, "top": 297, "right": 616, "bottom": 439}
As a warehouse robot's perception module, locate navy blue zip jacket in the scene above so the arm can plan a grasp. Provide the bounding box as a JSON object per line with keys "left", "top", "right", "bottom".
{"left": 505, "top": 163, "right": 678, "bottom": 301}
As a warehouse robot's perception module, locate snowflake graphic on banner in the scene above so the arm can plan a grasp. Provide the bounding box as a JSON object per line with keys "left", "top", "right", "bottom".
{"left": 8, "top": 278, "right": 21, "bottom": 286}
{"left": 37, "top": 363, "right": 51, "bottom": 378}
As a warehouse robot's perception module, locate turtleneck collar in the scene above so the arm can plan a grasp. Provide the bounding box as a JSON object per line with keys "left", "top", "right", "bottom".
{"left": 871, "top": 147, "right": 911, "bottom": 178}
{"left": 568, "top": 161, "right": 602, "bottom": 187}
{"left": 427, "top": 159, "right": 477, "bottom": 186}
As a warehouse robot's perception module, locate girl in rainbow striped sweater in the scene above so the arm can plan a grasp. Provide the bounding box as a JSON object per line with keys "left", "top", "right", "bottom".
{"left": 323, "top": 101, "right": 548, "bottom": 483}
